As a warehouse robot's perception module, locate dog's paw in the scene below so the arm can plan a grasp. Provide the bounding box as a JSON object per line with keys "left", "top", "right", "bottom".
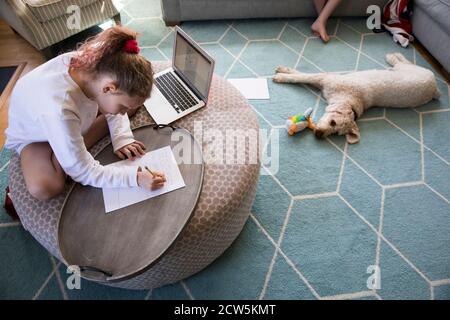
{"left": 386, "top": 53, "right": 410, "bottom": 66}
{"left": 272, "top": 74, "right": 284, "bottom": 83}
{"left": 275, "top": 66, "right": 290, "bottom": 74}
{"left": 385, "top": 53, "right": 398, "bottom": 66}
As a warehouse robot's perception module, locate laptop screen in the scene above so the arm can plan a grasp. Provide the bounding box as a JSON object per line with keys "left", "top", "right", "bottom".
{"left": 173, "top": 31, "right": 213, "bottom": 99}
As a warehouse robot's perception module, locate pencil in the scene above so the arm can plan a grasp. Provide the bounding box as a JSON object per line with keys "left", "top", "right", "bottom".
{"left": 145, "top": 166, "right": 156, "bottom": 178}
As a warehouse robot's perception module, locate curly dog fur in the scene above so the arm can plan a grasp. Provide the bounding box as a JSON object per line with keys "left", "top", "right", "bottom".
{"left": 273, "top": 53, "right": 441, "bottom": 143}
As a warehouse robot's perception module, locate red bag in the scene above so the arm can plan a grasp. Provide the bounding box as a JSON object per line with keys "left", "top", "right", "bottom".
{"left": 3, "top": 186, "right": 19, "bottom": 221}
{"left": 382, "top": 0, "right": 414, "bottom": 47}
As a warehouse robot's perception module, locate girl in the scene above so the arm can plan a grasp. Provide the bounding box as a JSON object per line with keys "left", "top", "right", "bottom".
{"left": 5, "top": 26, "right": 166, "bottom": 201}
{"left": 311, "top": 0, "right": 342, "bottom": 42}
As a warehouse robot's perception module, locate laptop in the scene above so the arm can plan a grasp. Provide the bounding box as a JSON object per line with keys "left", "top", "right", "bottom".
{"left": 144, "top": 26, "right": 215, "bottom": 125}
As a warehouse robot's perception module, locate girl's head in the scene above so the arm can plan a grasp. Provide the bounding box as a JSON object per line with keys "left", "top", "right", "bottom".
{"left": 70, "top": 26, "right": 153, "bottom": 115}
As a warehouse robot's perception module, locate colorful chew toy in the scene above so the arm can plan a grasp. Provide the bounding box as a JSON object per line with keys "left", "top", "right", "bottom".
{"left": 286, "top": 107, "right": 315, "bottom": 136}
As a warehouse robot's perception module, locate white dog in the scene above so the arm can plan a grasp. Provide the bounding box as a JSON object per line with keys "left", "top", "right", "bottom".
{"left": 273, "top": 53, "right": 441, "bottom": 143}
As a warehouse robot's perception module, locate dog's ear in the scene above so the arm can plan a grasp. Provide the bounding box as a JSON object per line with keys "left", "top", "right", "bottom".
{"left": 345, "top": 124, "right": 360, "bottom": 144}
{"left": 326, "top": 104, "right": 341, "bottom": 113}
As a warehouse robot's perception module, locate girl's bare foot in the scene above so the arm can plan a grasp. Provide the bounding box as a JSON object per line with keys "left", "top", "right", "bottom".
{"left": 311, "top": 19, "right": 330, "bottom": 43}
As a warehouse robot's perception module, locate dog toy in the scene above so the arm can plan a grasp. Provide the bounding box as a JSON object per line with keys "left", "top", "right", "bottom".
{"left": 286, "top": 107, "right": 315, "bottom": 136}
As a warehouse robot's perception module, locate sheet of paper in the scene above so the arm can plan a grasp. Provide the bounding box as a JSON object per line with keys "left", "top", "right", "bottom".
{"left": 227, "top": 78, "right": 270, "bottom": 99}
{"left": 102, "top": 146, "right": 186, "bottom": 214}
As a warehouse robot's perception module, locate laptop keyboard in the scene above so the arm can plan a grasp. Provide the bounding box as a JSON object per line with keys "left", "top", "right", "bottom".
{"left": 154, "top": 72, "right": 199, "bottom": 114}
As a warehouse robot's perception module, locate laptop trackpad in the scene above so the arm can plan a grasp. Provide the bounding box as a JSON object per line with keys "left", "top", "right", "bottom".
{"left": 143, "top": 87, "right": 178, "bottom": 125}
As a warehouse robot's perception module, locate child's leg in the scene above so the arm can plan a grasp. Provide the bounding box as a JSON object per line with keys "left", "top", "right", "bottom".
{"left": 21, "top": 109, "right": 140, "bottom": 201}
{"left": 311, "top": 0, "right": 342, "bottom": 43}
{"left": 84, "top": 108, "right": 138, "bottom": 149}
{"left": 20, "top": 142, "right": 66, "bottom": 201}
{"left": 83, "top": 114, "right": 109, "bottom": 150}
{"left": 21, "top": 118, "right": 109, "bottom": 201}
{"left": 314, "top": 0, "right": 327, "bottom": 13}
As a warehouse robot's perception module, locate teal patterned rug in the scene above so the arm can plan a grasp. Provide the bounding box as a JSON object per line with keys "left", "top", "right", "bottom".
{"left": 1, "top": 0, "right": 450, "bottom": 300}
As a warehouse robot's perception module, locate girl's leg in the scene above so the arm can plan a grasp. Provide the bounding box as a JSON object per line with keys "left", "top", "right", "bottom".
{"left": 20, "top": 117, "right": 109, "bottom": 201}
{"left": 311, "top": 0, "right": 342, "bottom": 43}
{"left": 314, "top": 0, "right": 327, "bottom": 14}
{"left": 20, "top": 142, "right": 67, "bottom": 201}
{"left": 85, "top": 108, "right": 138, "bottom": 149}
{"left": 21, "top": 109, "right": 139, "bottom": 201}
{"left": 21, "top": 116, "right": 109, "bottom": 201}
{"left": 83, "top": 114, "right": 109, "bottom": 149}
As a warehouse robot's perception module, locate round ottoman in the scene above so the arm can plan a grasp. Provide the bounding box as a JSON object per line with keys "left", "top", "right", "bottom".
{"left": 8, "top": 61, "right": 260, "bottom": 290}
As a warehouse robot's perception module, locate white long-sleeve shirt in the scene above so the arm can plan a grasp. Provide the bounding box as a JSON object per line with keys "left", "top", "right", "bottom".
{"left": 5, "top": 52, "right": 139, "bottom": 188}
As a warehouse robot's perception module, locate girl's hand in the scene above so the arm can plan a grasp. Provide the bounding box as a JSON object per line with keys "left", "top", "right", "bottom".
{"left": 115, "top": 141, "right": 146, "bottom": 160}
{"left": 137, "top": 170, "right": 166, "bottom": 190}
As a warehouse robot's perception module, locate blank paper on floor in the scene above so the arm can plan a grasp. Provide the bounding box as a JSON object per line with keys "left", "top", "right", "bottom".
{"left": 227, "top": 78, "right": 270, "bottom": 99}
{"left": 102, "top": 146, "right": 185, "bottom": 213}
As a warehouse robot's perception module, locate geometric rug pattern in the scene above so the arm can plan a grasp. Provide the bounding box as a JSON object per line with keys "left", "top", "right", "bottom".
{"left": 1, "top": 0, "right": 449, "bottom": 299}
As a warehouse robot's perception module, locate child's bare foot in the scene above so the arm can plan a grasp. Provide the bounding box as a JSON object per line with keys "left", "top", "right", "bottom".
{"left": 311, "top": 19, "right": 330, "bottom": 43}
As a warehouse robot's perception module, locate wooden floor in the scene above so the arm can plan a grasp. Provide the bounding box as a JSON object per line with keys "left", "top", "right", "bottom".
{"left": 0, "top": 19, "right": 45, "bottom": 147}
{"left": 0, "top": 18, "right": 449, "bottom": 149}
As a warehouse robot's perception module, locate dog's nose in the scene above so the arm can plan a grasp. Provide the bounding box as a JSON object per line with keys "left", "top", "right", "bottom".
{"left": 315, "top": 130, "right": 324, "bottom": 139}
